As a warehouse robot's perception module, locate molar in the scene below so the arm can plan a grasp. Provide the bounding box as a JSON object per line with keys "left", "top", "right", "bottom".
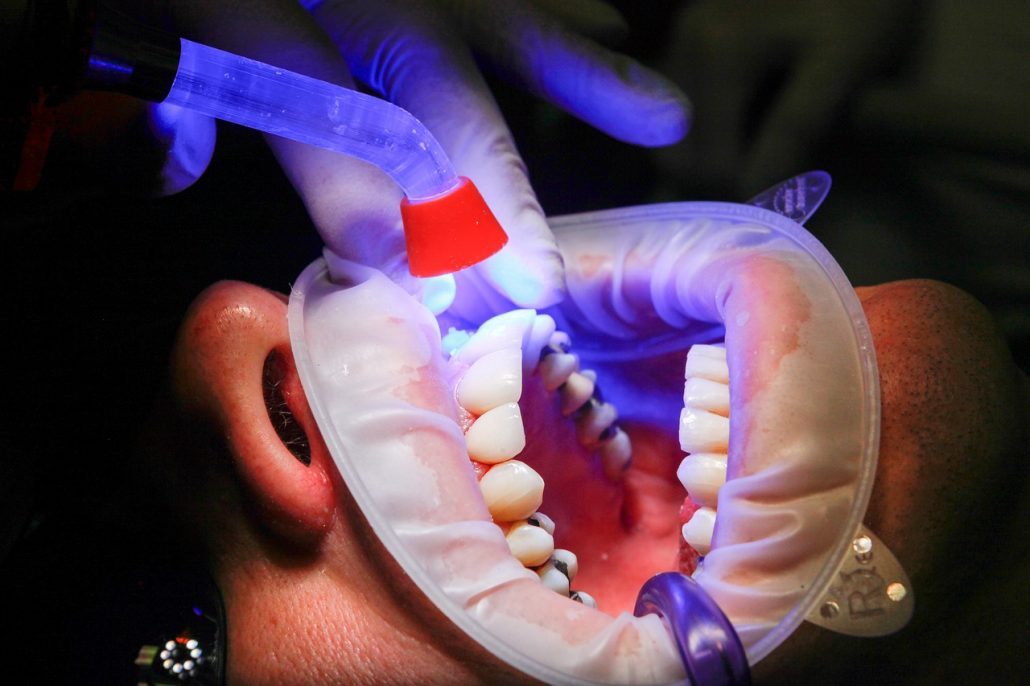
{"left": 550, "top": 548, "right": 579, "bottom": 581}
{"left": 526, "top": 512, "right": 555, "bottom": 535}
{"left": 465, "top": 402, "right": 526, "bottom": 464}
{"left": 570, "top": 590, "right": 597, "bottom": 608}
{"left": 457, "top": 348, "right": 523, "bottom": 415}
{"left": 506, "top": 520, "right": 555, "bottom": 567}
{"left": 599, "top": 428, "right": 632, "bottom": 481}
{"left": 576, "top": 400, "right": 618, "bottom": 446}
{"left": 538, "top": 352, "right": 579, "bottom": 391}
{"left": 479, "top": 460, "right": 545, "bottom": 521}
{"left": 537, "top": 560, "right": 571, "bottom": 595}
{"left": 559, "top": 371, "right": 595, "bottom": 416}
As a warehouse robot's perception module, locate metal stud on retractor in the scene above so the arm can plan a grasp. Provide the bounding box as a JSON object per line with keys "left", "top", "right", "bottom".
{"left": 805, "top": 524, "right": 914, "bottom": 636}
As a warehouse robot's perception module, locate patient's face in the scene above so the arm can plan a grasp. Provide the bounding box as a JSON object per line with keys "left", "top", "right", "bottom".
{"left": 145, "top": 278, "right": 1027, "bottom": 685}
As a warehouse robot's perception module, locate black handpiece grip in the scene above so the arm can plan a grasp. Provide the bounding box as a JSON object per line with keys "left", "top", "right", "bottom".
{"left": 81, "top": 4, "right": 181, "bottom": 102}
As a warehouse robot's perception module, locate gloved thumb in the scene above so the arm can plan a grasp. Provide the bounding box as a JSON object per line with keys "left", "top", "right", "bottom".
{"left": 146, "top": 101, "right": 217, "bottom": 196}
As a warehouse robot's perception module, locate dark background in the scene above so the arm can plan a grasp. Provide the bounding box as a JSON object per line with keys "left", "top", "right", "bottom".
{"left": 1, "top": 1, "right": 1026, "bottom": 682}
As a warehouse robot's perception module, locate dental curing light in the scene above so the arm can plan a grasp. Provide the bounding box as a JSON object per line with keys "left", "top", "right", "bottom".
{"left": 78, "top": 4, "right": 508, "bottom": 277}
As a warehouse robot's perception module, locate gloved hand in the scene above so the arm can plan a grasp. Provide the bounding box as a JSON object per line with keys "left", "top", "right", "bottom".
{"left": 291, "top": 200, "right": 877, "bottom": 680}
{"left": 39, "top": 0, "right": 689, "bottom": 309}
{"left": 655, "top": 0, "right": 914, "bottom": 196}
{"left": 301, "top": 0, "right": 692, "bottom": 310}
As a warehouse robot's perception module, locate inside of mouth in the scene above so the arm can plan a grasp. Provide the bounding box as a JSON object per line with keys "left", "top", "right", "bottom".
{"left": 289, "top": 205, "right": 880, "bottom": 684}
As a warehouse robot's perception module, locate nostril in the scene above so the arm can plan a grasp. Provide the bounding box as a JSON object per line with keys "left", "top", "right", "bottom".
{"left": 263, "top": 350, "right": 312, "bottom": 466}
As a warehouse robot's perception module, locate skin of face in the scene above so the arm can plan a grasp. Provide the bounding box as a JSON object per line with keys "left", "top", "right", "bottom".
{"left": 140, "top": 278, "right": 1028, "bottom": 686}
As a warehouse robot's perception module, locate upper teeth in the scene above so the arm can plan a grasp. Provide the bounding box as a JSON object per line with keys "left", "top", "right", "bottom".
{"left": 559, "top": 372, "right": 595, "bottom": 416}
{"left": 457, "top": 348, "right": 523, "bottom": 415}
{"left": 679, "top": 344, "right": 731, "bottom": 562}
{"left": 675, "top": 453, "right": 726, "bottom": 508}
{"left": 683, "top": 343, "right": 729, "bottom": 383}
{"left": 678, "top": 407, "right": 729, "bottom": 453}
{"left": 465, "top": 402, "right": 527, "bottom": 464}
{"left": 681, "top": 506, "right": 717, "bottom": 554}
{"left": 526, "top": 511, "right": 555, "bottom": 535}
{"left": 479, "top": 459, "right": 545, "bottom": 521}
{"left": 506, "top": 520, "right": 555, "bottom": 567}
{"left": 449, "top": 309, "right": 634, "bottom": 608}
{"left": 683, "top": 377, "right": 729, "bottom": 415}
{"left": 538, "top": 352, "right": 580, "bottom": 391}
{"left": 452, "top": 310, "right": 538, "bottom": 365}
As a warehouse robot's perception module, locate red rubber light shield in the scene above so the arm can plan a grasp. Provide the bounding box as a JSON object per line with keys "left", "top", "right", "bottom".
{"left": 400, "top": 177, "right": 508, "bottom": 277}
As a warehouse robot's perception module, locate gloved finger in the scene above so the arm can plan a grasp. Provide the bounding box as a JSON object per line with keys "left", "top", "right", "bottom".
{"left": 441, "top": 0, "right": 691, "bottom": 147}
{"left": 306, "top": 0, "right": 564, "bottom": 309}
{"left": 145, "top": 101, "right": 216, "bottom": 196}
{"left": 162, "top": 0, "right": 418, "bottom": 293}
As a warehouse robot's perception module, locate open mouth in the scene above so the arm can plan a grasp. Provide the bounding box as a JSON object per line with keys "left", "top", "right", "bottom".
{"left": 288, "top": 206, "right": 879, "bottom": 684}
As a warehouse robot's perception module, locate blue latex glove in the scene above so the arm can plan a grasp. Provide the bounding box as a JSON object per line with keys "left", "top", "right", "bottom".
{"left": 298, "top": 0, "right": 691, "bottom": 309}
{"left": 80, "top": 0, "right": 689, "bottom": 309}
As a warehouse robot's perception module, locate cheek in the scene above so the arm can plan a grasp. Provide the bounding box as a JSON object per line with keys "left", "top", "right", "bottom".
{"left": 859, "top": 281, "right": 1027, "bottom": 594}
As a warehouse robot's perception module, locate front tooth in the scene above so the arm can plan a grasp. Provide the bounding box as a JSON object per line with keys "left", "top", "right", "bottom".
{"left": 679, "top": 407, "right": 729, "bottom": 453}
{"left": 539, "top": 353, "right": 579, "bottom": 391}
{"left": 676, "top": 453, "right": 727, "bottom": 508}
{"left": 550, "top": 549, "right": 579, "bottom": 581}
{"left": 685, "top": 345, "right": 729, "bottom": 384}
{"left": 681, "top": 506, "right": 717, "bottom": 554}
{"left": 454, "top": 310, "right": 536, "bottom": 363}
{"left": 599, "top": 428, "right": 632, "bottom": 481}
{"left": 506, "top": 521, "right": 555, "bottom": 567}
{"left": 479, "top": 460, "right": 545, "bottom": 521}
{"left": 466, "top": 402, "right": 526, "bottom": 464}
{"left": 457, "top": 348, "right": 523, "bottom": 415}
{"left": 570, "top": 590, "right": 597, "bottom": 608}
{"left": 683, "top": 377, "right": 730, "bottom": 417}
{"left": 560, "top": 372, "right": 595, "bottom": 415}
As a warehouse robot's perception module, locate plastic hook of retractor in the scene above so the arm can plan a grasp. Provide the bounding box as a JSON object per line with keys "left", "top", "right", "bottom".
{"left": 633, "top": 572, "right": 751, "bottom": 686}
{"left": 746, "top": 170, "right": 832, "bottom": 226}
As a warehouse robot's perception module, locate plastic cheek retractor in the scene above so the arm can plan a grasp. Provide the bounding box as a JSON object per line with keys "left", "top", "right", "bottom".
{"left": 289, "top": 172, "right": 913, "bottom": 685}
